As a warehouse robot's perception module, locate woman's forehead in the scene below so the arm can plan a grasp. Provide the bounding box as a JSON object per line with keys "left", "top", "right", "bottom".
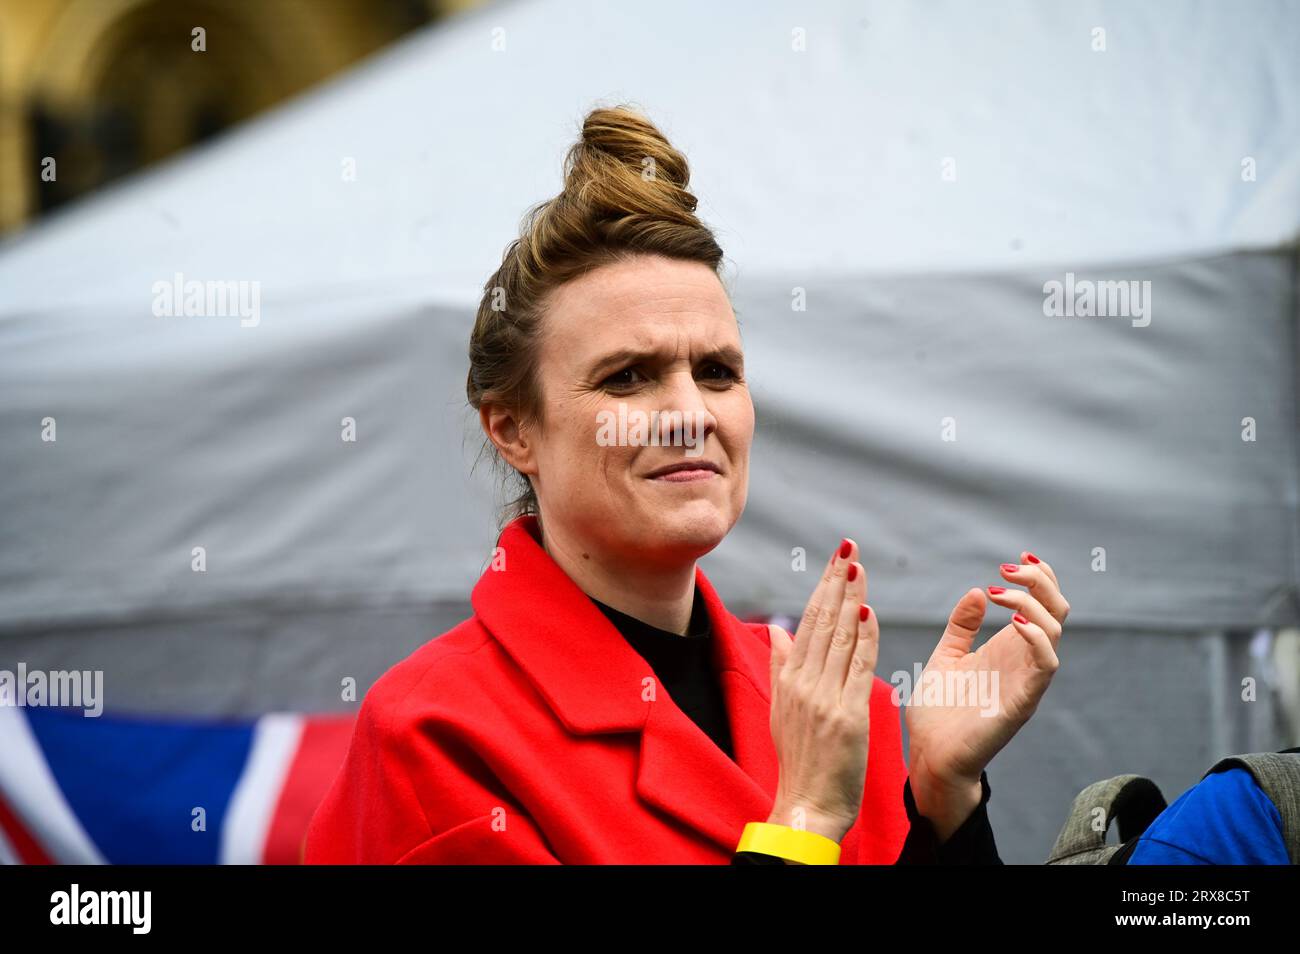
{"left": 546, "top": 310, "right": 741, "bottom": 369}
{"left": 549, "top": 256, "right": 728, "bottom": 315}
{"left": 541, "top": 259, "right": 739, "bottom": 361}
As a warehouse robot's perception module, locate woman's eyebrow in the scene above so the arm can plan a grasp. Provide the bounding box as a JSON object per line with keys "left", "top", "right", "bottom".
{"left": 705, "top": 346, "right": 745, "bottom": 368}
{"left": 586, "top": 344, "right": 745, "bottom": 377}
{"left": 587, "top": 348, "right": 658, "bottom": 377}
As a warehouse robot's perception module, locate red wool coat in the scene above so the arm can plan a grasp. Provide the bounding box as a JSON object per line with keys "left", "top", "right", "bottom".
{"left": 304, "top": 515, "right": 911, "bottom": 864}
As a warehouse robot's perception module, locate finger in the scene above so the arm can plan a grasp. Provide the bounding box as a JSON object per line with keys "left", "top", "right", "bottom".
{"left": 821, "top": 560, "right": 867, "bottom": 691}
{"left": 986, "top": 586, "right": 1063, "bottom": 647}
{"left": 802, "top": 538, "right": 859, "bottom": 677}
{"left": 932, "top": 587, "right": 987, "bottom": 661}
{"left": 1022, "top": 551, "right": 1059, "bottom": 588}
{"left": 999, "top": 562, "right": 1070, "bottom": 624}
{"left": 789, "top": 538, "right": 853, "bottom": 671}
{"left": 841, "top": 603, "right": 879, "bottom": 713}
{"left": 768, "top": 623, "right": 793, "bottom": 685}
{"left": 1009, "top": 612, "right": 1060, "bottom": 674}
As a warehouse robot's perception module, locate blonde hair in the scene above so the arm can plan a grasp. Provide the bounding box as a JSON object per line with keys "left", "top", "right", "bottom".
{"left": 466, "top": 104, "right": 726, "bottom": 526}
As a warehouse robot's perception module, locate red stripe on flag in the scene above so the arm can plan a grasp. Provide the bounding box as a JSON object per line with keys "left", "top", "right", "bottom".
{"left": 261, "top": 714, "right": 356, "bottom": 864}
{"left": 0, "top": 790, "right": 54, "bottom": 865}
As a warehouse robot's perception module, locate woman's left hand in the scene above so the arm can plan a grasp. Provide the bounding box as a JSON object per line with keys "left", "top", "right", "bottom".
{"left": 904, "top": 552, "right": 1069, "bottom": 840}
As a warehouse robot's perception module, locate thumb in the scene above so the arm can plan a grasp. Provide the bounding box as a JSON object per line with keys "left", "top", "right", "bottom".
{"left": 768, "top": 622, "right": 793, "bottom": 680}
{"left": 934, "top": 587, "right": 987, "bottom": 659}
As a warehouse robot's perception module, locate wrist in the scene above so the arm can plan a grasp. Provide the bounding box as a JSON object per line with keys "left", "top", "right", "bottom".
{"left": 766, "top": 801, "right": 853, "bottom": 844}
{"left": 910, "top": 771, "right": 983, "bottom": 845}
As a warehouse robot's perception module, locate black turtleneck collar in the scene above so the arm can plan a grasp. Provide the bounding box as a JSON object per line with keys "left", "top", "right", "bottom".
{"left": 588, "top": 586, "right": 734, "bottom": 761}
{"left": 589, "top": 587, "right": 711, "bottom": 640}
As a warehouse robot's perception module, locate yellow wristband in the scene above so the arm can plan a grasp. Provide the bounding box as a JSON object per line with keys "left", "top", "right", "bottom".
{"left": 735, "top": 822, "right": 842, "bottom": 865}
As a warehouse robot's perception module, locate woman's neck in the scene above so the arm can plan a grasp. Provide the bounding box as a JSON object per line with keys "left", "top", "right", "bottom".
{"left": 538, "top": 518, "right": 698, "bottom": 636}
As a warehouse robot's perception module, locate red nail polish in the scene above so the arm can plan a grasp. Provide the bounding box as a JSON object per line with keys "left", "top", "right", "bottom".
{"left": 1000, "top": 563, "right": 1019, "bottom": 573}
{"left": 847, "top": 563, "right": 858, "bottom": 581}
{"left": 1013, "top": 613, "right": 1028, "bottom": 624}
{"left": 988, "top": 586, "right": 1006, "bottom": 595}
{"left": 839, "top": 539, "right": 852, "bottom": 560}
{"left": 859, "top": 605, "right": 870, "bottom": 622}
{"left": 1025, "top": 552, "right": 1041, "bottom": 564}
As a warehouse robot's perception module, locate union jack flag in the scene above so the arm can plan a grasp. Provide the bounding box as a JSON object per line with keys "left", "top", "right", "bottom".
{"left": 0, "top": 704, "right": 353, "bottom": 864}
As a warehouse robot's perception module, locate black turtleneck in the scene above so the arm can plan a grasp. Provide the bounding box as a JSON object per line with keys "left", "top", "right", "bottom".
{"left": 589, "top": 588, "right": 735, "bottom": 761}
{"left": 588, "top": 589, "right": 1001, "bottom": 865}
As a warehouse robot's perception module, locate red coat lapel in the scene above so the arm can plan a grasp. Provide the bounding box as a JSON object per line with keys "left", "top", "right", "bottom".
{"left": 472, "top": 515, "right": 777, "bottom": 855}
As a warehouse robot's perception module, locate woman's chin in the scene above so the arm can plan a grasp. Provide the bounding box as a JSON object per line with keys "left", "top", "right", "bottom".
{"left": 637, "top": 503, "right": 733, "bottom": 558}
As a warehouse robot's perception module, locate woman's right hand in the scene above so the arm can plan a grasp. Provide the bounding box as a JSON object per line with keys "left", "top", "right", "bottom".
{"left": 766, "top": 538, "right": 879, "bottom": 845}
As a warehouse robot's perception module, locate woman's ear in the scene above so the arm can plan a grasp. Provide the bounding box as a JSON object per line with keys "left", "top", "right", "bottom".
{"left": 481, "top": 404, "right": 538, "bottom": 477}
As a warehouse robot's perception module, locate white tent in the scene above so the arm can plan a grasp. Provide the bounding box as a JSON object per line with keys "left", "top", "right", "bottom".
{"left": 2, "top": 0, "right": 1298, "bottom": 861}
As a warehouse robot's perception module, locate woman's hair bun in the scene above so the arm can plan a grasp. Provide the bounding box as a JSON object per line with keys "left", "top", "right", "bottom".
{"left": 560, "top": 106, "right": 702, "bottom": 230}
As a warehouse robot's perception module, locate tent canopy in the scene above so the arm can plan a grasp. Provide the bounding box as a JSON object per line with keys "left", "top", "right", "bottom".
{"left": 2, "top": 0, "right": 1298, "bottom": 638}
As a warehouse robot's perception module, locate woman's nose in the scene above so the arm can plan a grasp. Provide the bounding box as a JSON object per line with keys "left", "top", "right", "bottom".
{"left": 654, "top": 375, "right": 717, "bottom": 447}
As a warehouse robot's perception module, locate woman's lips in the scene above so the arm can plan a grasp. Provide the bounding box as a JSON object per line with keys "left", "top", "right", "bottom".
{"left": 651, "top": 469, "right": 719, "bottom": 483}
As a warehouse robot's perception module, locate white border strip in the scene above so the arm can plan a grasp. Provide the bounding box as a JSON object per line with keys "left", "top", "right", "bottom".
{"left": 0, "top": 705, "right": 105, "bottom": 863}
{"left": 219, "top": 713, "right": 303, "bottom": 865}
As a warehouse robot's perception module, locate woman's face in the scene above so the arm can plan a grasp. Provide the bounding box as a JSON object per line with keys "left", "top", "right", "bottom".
{"left": 520, "top": 254, "right": 753, "bottom": 567}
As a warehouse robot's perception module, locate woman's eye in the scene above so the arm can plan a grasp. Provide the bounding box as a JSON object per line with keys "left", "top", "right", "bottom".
{"left": 698, "top": 362, "right": 737, "bottom": 383}
{"left": 602, "top": 367, "right": 644, "bottom": 389}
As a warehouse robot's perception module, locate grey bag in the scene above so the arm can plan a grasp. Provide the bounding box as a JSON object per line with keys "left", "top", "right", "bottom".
{"left": 1046, "top": 748, "right": 1300, "bottom": 865}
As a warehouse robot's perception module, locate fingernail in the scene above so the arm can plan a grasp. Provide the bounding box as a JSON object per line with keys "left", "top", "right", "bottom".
{"left": 988, "top": 586, "right": 1006, "bottom": 595}
{"left": 859, "top": 604, "right": 870, "bottom": 622}
{"left": 839, "top": 539, "right": 852, "bottom": 560}
{"left": 1025, "top": 552, "right": 1041, "bottom": 564}
{"left": 847, "top": 563, "right": 858, "bottom": 581}
{"left": 1013, "top": 613, "right": 1028, "bottom": 624}
{"left": 1000, "top": 563, "right": 1019, "bottom": 573}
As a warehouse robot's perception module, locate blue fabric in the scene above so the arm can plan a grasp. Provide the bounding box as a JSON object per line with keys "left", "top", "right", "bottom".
{"left": 26, "top": 706, "right": 253, "bottom": 864}
{"left": 1128, "top": 767, "right": 1288, "bottom": 865}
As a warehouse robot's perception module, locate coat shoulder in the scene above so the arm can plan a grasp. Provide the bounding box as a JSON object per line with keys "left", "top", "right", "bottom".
{"left": 358, "top": 614, "right": 501, "bottom": 723}
{"left": 305, "top": 614, "right": 527, "bottom": 863}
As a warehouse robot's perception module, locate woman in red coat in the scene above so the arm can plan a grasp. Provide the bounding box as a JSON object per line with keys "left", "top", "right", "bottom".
{"left": 304, "top": 106, "right": 1070, "bottom": 865}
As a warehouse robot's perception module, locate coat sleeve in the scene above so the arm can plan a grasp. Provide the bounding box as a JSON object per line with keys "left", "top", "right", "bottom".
{"left": 303, "top": 677, "right": 562, "bottom": 865}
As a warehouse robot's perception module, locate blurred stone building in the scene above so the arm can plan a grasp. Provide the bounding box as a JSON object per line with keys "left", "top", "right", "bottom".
{"left": 0, "top": 0, "right": 480, "bottom": 234}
